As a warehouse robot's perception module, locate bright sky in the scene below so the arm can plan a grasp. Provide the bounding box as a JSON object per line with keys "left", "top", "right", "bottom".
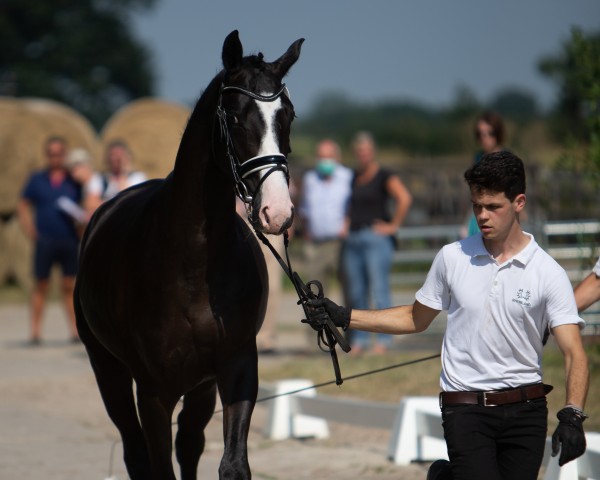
{"left": 132, "top": 0, "right": 600, "bottom": 115}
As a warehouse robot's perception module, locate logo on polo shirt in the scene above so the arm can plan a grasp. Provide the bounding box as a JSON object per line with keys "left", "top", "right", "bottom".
{"left": 512, "top": 288, "right": 532, "bottom": 307}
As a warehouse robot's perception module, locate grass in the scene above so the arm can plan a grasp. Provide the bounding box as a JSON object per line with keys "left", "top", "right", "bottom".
{"left": 259, "top": 340, "right": 600, "bottom": 432}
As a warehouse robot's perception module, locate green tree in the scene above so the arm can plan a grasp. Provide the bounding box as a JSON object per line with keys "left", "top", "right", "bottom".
{"left": 0, "top": 0, "right": 157, "bottom": 129}
{"left": 489, "top": 87, "right": 539, "bottom": 125}
{"left": 539, "top": 27, "right": 600, "bottom": 179}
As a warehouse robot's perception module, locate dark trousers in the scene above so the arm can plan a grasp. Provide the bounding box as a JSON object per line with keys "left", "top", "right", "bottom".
{"left": 441, "top": 398, "right": 548, "bottom": 480}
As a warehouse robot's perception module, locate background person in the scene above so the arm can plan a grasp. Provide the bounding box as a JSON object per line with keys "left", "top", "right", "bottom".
{"left": 574, "top": 256, "right": 600, "bottom": 312}
{"left": 462, "top": 111, "right": 507, "bottom": 238}
{"left": 65, "top": 147, "right": 102, "bottom": 222}
{"left": 16, "top": 136, "right": 82, "bottom": 345}
{"left": 310, "top": 151, "right": 589, "bottom": 479}
{"left": 342, "top": 131, "right": 412, "bottom": 354}
{"left": 98, "top": 139, "right": 147, "bottom": 201}
{"left": 299, "top": 138, "right": 352, "bottom": 295}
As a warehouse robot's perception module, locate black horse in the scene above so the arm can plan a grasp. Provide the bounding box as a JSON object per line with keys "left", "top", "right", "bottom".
{"left": 75, "top": 31, "right": 303, "bottom": 479}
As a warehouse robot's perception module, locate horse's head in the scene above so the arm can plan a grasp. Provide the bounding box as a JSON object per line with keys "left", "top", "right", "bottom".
{"left": 217, "top": 30, "right": 303, "bottom": 235}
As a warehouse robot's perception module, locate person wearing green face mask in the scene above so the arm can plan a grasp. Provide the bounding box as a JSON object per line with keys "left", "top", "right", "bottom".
{"left": 299, "top": 139, "right": 353, "bottom": 301}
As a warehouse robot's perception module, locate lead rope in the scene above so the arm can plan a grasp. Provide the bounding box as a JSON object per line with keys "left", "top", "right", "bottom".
{"left": 254, "top": 229, "right": 350, "bottom": 386}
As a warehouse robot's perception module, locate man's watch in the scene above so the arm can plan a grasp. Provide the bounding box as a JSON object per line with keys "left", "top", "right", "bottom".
{"left": 565, "top": 405, "right": 588, "bottom": 421}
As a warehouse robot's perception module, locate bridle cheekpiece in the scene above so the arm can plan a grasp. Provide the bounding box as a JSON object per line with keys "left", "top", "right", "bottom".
{"left": 216, "top": 83, "right": 290, "bottom": 209}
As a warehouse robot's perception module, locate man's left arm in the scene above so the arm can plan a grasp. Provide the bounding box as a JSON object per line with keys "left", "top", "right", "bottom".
{"left": 553, "top": 324, "right": 589, "bottom": 409}
{"left": 551, "top": 323, "right": 589, "bottom": 466}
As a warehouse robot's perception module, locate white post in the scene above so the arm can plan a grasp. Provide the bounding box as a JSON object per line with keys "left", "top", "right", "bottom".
{"left": 262, "top": 379, "right": 329, "bottom": 440}
{"left": 387, "top": 396, "right": 448, "bottom": 465}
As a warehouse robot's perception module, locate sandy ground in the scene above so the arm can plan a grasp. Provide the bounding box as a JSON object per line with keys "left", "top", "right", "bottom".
{"left": 0, "top": 292, "right": 435, "bottom": 480}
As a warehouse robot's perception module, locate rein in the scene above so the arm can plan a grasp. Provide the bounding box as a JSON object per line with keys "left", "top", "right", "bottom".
{"left": 254, "top": 229, "right": 351, "bottom": 386}
{"left": 216, "top": 83, "right": 290, "bottom": 208}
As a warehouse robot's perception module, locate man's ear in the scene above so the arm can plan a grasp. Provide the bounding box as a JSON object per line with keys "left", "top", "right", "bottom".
{"left": 514, "top": 193, "right": 526, "bottom": 212}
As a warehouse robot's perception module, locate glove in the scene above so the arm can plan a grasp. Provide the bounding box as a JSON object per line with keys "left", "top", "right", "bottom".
{"left": 551, "top": 407, "right": 587, "bottom": 466}
{"left": 301, "top": 303, "right": 330, "bottom": 331}
{"left": 306, "top": 297, "right": 351, "bottom": 331}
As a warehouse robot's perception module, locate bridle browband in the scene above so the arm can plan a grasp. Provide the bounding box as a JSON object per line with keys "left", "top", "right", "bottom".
{"left": 215, "top": 83, "right": 290, "bottom": 210}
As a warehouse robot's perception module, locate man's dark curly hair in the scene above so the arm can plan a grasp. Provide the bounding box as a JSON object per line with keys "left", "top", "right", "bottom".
{"left": 464, "top": 151, "right": 526, "bottom": 201}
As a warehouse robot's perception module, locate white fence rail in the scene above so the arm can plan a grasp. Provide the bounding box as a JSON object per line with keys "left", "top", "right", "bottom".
{"left": 392, "top": 220, "right": 600, "bottom": 286}
{"left": 259, "top": 379, "right": 600, "bottom": 477}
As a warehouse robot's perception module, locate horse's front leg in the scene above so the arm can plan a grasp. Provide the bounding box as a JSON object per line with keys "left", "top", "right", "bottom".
{"left": 217, "top": 345, "right": 258, "bottom": 479}
{"left": 136, "top": 386, "right": 180, "bottom": 480}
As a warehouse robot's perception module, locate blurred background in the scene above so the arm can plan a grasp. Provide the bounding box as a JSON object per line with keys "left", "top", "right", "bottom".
{"left": 0, "top": 0, "right": 599, "bottom": 288}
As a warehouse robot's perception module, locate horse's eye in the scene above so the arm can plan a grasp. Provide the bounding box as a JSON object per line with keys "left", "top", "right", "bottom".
{"left": 229, "top": 115, "right": 239, "bottom": 125}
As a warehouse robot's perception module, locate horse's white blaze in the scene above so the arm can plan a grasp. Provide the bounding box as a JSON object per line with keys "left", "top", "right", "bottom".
{"left": 254, "top": 95, "right": 293, "bottom": 234}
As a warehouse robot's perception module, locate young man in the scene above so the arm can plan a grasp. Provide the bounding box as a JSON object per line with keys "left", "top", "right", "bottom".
{"left": 309, "top": 151, "right": 589, "bottom": 479}
{"left": 574, "top": 256, "right": 600, "bottom": 312}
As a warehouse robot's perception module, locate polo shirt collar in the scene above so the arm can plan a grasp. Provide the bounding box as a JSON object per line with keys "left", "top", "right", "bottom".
{"left": 472, "top": 232, "right": 537, "bottom": 266}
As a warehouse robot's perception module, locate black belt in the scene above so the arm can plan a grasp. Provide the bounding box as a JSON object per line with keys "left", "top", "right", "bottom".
{"left": 439, "top": 383, "right": 553, "bottom": 407}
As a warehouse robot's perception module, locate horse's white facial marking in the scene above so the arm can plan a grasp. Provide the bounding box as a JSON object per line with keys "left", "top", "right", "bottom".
{"left": 256, "top": 96, "right": 282, "bottom": 157}
{"left": 254, "top": 94, "right": 293, "bottom": 234}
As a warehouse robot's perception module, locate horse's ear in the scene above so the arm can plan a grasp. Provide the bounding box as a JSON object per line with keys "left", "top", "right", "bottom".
{"left": 222, "top": 30, "right": 243, "bottom": 71}
{"left": 272, "top": 38, "right": 305, "bottom": 78}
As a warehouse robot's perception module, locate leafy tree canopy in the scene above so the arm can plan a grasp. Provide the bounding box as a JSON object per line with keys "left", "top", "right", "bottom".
{"left": 539, "top": 27, "right": 600, "bottom": 180}
{"left": 296, "top": 85, "right": 540, "bottom": 156}
{"left": 539, "top": 27, "right": 600, "bottom": 141}
{"left": 0, "top": 0, "right": 157, "bottom": 129}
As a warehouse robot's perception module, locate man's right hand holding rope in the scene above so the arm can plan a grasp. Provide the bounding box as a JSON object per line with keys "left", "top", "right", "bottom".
{"left": 305, "top": 297, "right": 352, "bottom": 332}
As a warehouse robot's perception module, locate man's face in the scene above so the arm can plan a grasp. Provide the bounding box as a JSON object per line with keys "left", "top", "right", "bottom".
{"left": 45, "top": 141, "right": 66, "bottom": 169}
{"left": 107, "top": 146, "right": 127, "bottom": 174}
{"left": 471, "top": 188, "right": 525, "bottom": 240}
{"left": 316, "top": 141, "right": 338, "bottom": 162}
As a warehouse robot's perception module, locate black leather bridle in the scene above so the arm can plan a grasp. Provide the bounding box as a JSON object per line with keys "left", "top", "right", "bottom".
{"left": 216, "top": 83, "right": 290, "bottom": 209}
{"left": 215, "top": 82, "right": 351, "bottom": 384}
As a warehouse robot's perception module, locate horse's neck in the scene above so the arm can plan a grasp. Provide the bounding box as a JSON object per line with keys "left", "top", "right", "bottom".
{"left": 170, "top": 100, "right": 236, "bottom": 238}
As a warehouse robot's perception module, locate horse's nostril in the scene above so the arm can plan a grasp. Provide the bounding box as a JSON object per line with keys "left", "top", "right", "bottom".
{"left": 261, "top": 206, "right": 271, "bottom": 225}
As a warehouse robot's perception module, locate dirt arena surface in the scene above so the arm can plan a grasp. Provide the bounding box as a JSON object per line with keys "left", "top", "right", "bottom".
{"left": 0, "top": 294, "right": 434, "bottom": 480}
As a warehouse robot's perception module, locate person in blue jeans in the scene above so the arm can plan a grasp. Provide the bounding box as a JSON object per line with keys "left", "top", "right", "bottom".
{"left": 342, "top": 132, "right": 412, "bottom": 354}
{"left": 17, "top": 136, "right": 82, "bottom": 345}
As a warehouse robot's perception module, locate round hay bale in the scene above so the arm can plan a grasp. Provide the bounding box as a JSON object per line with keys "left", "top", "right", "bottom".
{"left": 2, "top": 216, "right": 33, "bottom": 292}
{"left": 0, "top": 220, "right": 7, "bottom": 283}
{"left": 0, "top": 97, "right": 101, "bottom": 214}
{"left": 100, "top": 98, "right": 191, "bottom": 179}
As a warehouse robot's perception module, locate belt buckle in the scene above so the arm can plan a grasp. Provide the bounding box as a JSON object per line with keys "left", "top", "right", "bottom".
{"left": 482, "top": 392, "right": 497, "bottom": 407}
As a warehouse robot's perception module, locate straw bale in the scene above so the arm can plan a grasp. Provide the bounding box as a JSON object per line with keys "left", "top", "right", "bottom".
{"left": 1, "top": 216, "right": 33, "bottom": 291}
{"left": 0, "top": 97, "right": 101, "bottom": 214}
{"left": 0, "top": 221, "right": 7, "bottom": 283}
{"left": 100, "top": 98, "right": 191, "bottom": 179}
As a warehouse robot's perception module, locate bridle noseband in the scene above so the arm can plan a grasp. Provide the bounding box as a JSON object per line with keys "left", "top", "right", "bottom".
{"left": 216, "top": 83, "right": 290, "bottom": 210}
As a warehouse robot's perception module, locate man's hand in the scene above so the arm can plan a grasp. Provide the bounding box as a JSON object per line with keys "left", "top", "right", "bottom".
{"left": 551, "top": 407, "right": 587, "bottom": 466}
{"left": 301, "top": 303, "right": 329, "bottom": 331}
{"left": 307, "top": 297, "right": 351, "bottom": 331}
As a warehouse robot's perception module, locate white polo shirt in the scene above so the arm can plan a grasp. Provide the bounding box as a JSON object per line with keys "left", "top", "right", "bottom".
{"left": 416, "top": 233, "right": 584, "bottom": 392}
{"left": 593, "top": 256, "right": 600, "bottom": 277}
